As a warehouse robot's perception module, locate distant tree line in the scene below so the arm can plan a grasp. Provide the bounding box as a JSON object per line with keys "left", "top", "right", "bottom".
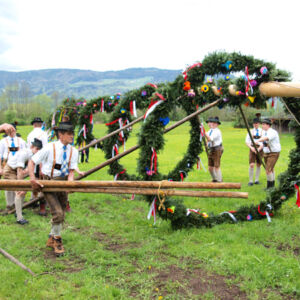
{"left": 0, "top": 81, "right": 65, "bottom": 125}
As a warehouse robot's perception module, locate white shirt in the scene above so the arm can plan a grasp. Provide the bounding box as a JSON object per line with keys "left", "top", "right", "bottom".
{"left": 31, "top": 140, "right": 78, "bottom": 178}
{"left": 0, "top": 136, "right": 27, "bottom": 161}
{"left": 8, "top": 148, "right": 33, "bottom": 169}
{"left": 262, "top": 128, "right": 281, "bottom": 153}
{"left": 207, "top": 128, "right": 222, "bottom": 148}
{"left": 27, "top": 128, "right": 48, "bottom": 148}
{"left": 245, "top": 128, "right": 263, "bottom": 146}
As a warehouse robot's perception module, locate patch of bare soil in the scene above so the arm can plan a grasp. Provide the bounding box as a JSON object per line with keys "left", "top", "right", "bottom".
{"left": 144, "top": 264, "right": 247, "bottom": 300}
{"left": 43, "top": 249, "right": 86, "bottom": 273}
{"left": 94, "top": 231, "right": 140, "bottom": 252}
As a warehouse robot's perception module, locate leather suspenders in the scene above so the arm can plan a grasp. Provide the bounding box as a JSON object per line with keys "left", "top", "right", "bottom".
{"left": 50, "top": 143, "right": 73, "bottom": 178}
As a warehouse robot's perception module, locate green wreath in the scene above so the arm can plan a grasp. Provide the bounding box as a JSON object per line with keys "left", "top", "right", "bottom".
{"left": 47, "top": 51, "right": 300, "bottom": 230}
{"left": 102, "top": 51, "right": 300, "bottom": 229}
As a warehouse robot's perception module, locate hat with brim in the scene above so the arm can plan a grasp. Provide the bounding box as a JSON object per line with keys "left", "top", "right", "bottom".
{"left": 252, "top": 118, "right": 261, "bottom": 124}
{"left": 261, "top": 118, "right": 272, "bottom": 125}
{"left": 206, "top": 117, "right": 221, "bottom": 124}
{"left": 31, "top": 117, "right": 44, "bottom": 125}
{"left": 54, "top": 122, "right": 74, "bottom": 132}
{"left": 31, "top": 138, "right": 43, "bottom": 149}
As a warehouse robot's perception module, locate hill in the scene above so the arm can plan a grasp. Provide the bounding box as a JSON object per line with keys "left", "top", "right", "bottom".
{"left": 0, "top": 68, "right": 181, "bottom": 99}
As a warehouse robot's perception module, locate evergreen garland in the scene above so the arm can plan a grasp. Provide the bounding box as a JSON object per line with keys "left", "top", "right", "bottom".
{"left": 48, "top": 51, "right": 300, "bottom": 229}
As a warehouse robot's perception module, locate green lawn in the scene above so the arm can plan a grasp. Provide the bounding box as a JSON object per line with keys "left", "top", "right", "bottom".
{"left": 0, "top": 122, "right": 299, "bottom": 300}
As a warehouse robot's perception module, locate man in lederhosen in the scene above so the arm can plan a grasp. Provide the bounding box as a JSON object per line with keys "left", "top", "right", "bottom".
{"left": 4, "top": 138, "right": 43, "bottom": 224}
{"left": 245, "top": 118, "right": 264, "bottom": 186}
{"left": 28, "top": 122, "right": 78, "bottom": 256}
{"left": 0, "top": 124, "right": 26, "bottom": 210}
{"left": 27, "top": 117, "right": 48, "bottom": 215}
{"left": 205, "top": 117, "right": 223, "bottom": 182}
{"left": 256, "top": 118, "right": 281, "bottom": 189}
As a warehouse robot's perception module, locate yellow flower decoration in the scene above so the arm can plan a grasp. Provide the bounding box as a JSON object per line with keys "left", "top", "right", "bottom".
{"left": 201, "top": 84, "right": 209, "bottom": 93}
{"left": 202, "top": 212, "right": 209, "bottom": 218}
{"left": 248, "top": 96, "right": 256, "bottom": 103}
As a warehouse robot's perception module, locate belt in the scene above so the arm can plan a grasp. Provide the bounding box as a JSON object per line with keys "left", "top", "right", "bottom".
{"left": 209, "top": 144, "right": 223, "bottom": 150}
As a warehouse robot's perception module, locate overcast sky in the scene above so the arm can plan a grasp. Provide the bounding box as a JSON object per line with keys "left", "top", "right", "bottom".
{"left": 0, "top": 0, "right": 300, "bottom": 80}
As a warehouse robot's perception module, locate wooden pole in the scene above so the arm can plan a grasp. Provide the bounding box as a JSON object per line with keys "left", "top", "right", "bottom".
{"left": 2, "top": 187, "right": 248, "bottom": 198}
{"left": 280, "top": 98, "right": 300, "bottom": 127}
{"left": 7, "top": 196, "right": 44, "bottom": 215}
{"left": 238, "top": 105, "right": 266, "bottom": 169}
{"left": 76, "top": 98, "right": 222, "bottom": 180}
{"left": 0, "top": 248, "right": 35, "bottom": 276}
{"left": 0, "top": 179, "right": 241, "bottom": 190}
{"left": 78, "top": 115, "right": 144, "bottom": 152}
{"left": 259, "top": 82, "right": 300, "bottom": 97}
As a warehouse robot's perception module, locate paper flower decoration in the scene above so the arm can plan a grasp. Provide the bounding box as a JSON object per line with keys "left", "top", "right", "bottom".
{"left": 116, "top": 93, "right": 121, "bottom": 100}
{"left": 224, "top": 75, "right": 230, "bottom": 81}
{"left": 83, "top": 102, "right": 87, "bottom": 106}
{"left": 183, "top": 81, "right": 191, "bottom": 91}
{"left": 93, "top": 103, "right": 97, "bottom": 107}
{"left": 250, "top": 80, "right": 257, "bottom": 87}
{"left": 206, "top": 76, "right": 213, "bottom": 83}
{"left": 202, "top": 212, "right": 208, "bottom": 218}
{"left": 201, "top": 85, "right": 209, "bottom": 93}
{"left": 141, "top": 90, "right": 147, "bottom": 96}
{"left": 167, "top": 206, "right": 176, "bottom": 213}
{"left": 260, "top": 66, "right": 268, "bottom": 75}
{"left": 236, "top": 91, "right": 245, "bottom": 96}
{"left": 280, "top": 195, "right": 286, "bottom": 200}
{"left": 222, "top": 60, "right": 233, "bottom": 70}
{"left": 110, "top": 96, "right": 115, "bottom": 100}
{"left": 108, "top": 102, "right": 112, "bottom": 106}
{"left": 248, "top": 96, "right": 256, "bottom": 103}
{"left": 159, "top": 117, "right": 170, "bottom": 126}
{"left": 120, "top": 108, "right": 126, "bottom": 114}
{"left": 247, "top": 214, "right": 252, "bottom": 221}
{"left": 188, "top": 89, "right": 195, "bottom": 97}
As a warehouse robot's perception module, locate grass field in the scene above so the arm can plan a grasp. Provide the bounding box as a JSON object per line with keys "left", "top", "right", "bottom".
{"left": 0, "top": 122, "right": 299, "bottom": 300}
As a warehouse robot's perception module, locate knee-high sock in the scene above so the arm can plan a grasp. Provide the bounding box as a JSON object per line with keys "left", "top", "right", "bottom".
{"left": 216, "top": 168, "right": 222, "bottom": 182}
{"left": 249, "top": 167, "right": 254, "bottom": 183}
{"left": 272, "top": 171, "right": 275, "bottom": 181}
{"left": 50, "top": 223, "right": 62, "bottom": 237}
{"left": 267, "top": 173, "right": 273, "bottom": 182}
{"left": 5, "top": 191, "right": 15, "bottom": 207}
{"left": 255, "top": 166, "right": 261, "bottom": 182}
{"left": 15, "top": 194, "right": 25, "bottom": 221}
{"left": 209, "top": 169, "right": 217, "bottom": 181}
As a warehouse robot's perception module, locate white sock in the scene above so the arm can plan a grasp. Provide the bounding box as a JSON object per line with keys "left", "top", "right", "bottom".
{"left": 267, "top": 173, "right": 273, "bottom": 181}
{"left": 5, "top": 191, "right": 15, "bottom": 207}
{"left": 216, "top": 169, "right": 222, "bottom": 182}
{"left": 15, "top": 195, "right": 25, "bottom": 221}
{"left": 249, "top": 167, "right": 254, "bottom": 183}
{"left": 255, "top": 166, "right": 261, "bottom": 182}
{"left": 51, "top": 224, "right": 62, "bottom": 237}
{"left": 209, "top": 169, "right": 217, "bottom": 180}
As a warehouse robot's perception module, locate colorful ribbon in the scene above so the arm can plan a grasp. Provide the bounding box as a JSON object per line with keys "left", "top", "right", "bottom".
{"left": 147, "top": 197, "right": 157, "bottom": 225}
{"left": 295, "top": 184, "right": 300, "bottom": 208}
{"left": 220, "top": 211, "right": 237, "bottom": 223}
{"left": 114, "top": 169, "right": 126, "bottom": 181}
{"left": 147, "top": 148, "right": 157, "bottom": 176}
{"left": 130, "top": 100, "right": 137, "bottom": 117}
{"left": 112, "top": 143, "right": 119, "bottom": 158}
{"left": 186, "top": 208, "right": 201, "bottom": 216}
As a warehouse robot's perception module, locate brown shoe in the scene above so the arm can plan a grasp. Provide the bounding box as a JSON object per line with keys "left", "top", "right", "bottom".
{"left": 53, "top": 236, "right": 65, "bottom": 256}
{"left": 46, "top": 235, "right": 55, "bottom": 248}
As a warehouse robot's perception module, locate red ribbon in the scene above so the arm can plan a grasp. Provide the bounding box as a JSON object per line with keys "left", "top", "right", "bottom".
{"left": 89, "top": 114, "right": 93, "bottom": 125}
{"left": 257, "top": 205, "right": 274, "bottom": 216}
{"left": 295, "top": 184, "right": 300, "bottom": 208}
{"left": 147, "top": 83, "right": 158, "bottom": 89}
{"left": 106, "top": 118, "right": 120, "bottom": 126}
{"left": 245, "top": 66, "right": 250, "bottom": 96}
{"left": 147, "top": 148, "right": 157, "bottom": 176}
{"left": 182, "top": 63, "right": 202, "bottom": 80}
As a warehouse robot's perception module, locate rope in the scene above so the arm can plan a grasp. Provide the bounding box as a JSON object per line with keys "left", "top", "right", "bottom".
{"left": 157, "top": 180, "right": 167, "bottom": 211}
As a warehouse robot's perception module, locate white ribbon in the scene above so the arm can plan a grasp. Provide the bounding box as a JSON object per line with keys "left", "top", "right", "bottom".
{"left": 220, "top": 212, "right": 237, "bottom": 223}
{"left": 147, "top": 197, "right": 156, "bottom": 225}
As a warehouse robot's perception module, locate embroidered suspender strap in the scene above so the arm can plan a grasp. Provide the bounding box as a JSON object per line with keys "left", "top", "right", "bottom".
{"left": 51, "top": 143, "right": 56, "bottom": 178}
{"left": 68, "top": 146, "right": 73, "bottom": 169}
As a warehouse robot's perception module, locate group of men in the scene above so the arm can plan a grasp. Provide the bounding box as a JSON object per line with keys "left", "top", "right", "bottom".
{"left": 0, "top": 119, "right": 80, "bottom": 256}
{"left": 204, "top": 116, "right": 281, "bottom": 189}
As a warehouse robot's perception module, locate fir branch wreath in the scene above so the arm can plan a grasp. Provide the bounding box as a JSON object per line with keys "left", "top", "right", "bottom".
{"left": 49, "top": 51, "right": 300, "bottom": 229}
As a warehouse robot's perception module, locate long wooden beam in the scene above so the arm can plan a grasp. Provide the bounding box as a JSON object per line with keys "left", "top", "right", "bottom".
{"left": 1, "top": 186, "right": 248, "bottom": 199}
{"left": 76, "top": 98, "right": 222, "bottom": 180}
{"left": 0, "top": 180, "right": 241, "bottom": 189}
